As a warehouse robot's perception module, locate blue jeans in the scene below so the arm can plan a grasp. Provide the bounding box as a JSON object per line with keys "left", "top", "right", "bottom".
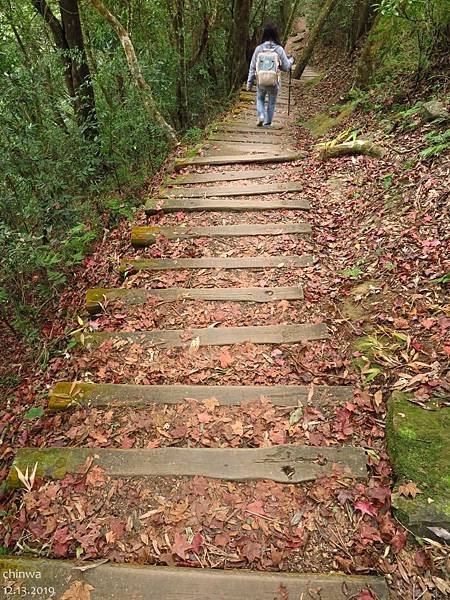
{"left": 256, "top": 86, "right": 278, "bottom": 125}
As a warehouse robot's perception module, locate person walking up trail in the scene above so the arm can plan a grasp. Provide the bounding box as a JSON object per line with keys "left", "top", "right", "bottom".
{"left": 246, "top": 24, "right": 294, "bottom": 128}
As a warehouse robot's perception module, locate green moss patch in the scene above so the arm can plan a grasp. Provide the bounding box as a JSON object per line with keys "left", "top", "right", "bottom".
{"left": 302, "top": 102, "right": 357, "bottom": 138}
{"left": 387, "top": 391, "right": 450, "bottom": 539}
{"left": 7, "top": 448, "right": 90, "bottom": 488}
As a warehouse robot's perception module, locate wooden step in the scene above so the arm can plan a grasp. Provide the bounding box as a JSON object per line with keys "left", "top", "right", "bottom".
{"left": 0, "top": 558, "right": 389, "bottom": 599}
{"left": 174, "top": 152, "right": 299, "bottom": 170}
{"left": 49, "top": 382, "right": 353, "bottom": 410}
{"left": 86, "top": 286, "right": 304, "bottom": 313}
{"left": 208, "top": 133, "right": 283, "bottom": 144}
{"left": 203, "top": 143, "right": 292, "bottom": 157}
{"left": 131, "top": 223, "right": 311, "bottom": 246}
{"left": 168, "top": 169, "right": 281, "bottom": 185}
{"left": 217, "top": 124, "right": 285, "bottom": 134}
{"left": 144, "top": 197, "right": 309, "bottom": 214}
{"left": 119, "top": 255, "right": 314, "bottom": 274}
{"left": 77, "top": 323, "right": 328, "bottom": 349}
{"left": 8, "top": 444, "right": 366, "bottom": 487}
{"left": 161, "top": 181, "right": 303, "bottom": 198}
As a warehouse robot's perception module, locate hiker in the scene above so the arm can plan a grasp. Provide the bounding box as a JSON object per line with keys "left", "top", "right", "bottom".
{"left": 246, "top": 24, "right": 294, "bottom": 128}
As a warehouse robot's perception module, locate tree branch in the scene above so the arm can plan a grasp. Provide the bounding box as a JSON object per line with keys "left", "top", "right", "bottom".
{"left": 31, "top": 0, "right": 68, "bottom": 50}
{"left": 88, "top": 0, "right": 177, "bottom": 143}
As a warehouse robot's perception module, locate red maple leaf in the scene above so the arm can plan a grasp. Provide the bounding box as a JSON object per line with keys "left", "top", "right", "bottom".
{"left": 354, "top": 500, "right": 378, "bottom": 517}
{"left": 171, "top": 532, "right": 192, "bottom": 559}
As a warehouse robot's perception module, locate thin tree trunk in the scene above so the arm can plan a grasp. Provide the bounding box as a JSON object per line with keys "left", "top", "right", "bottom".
{"left": 348, "top": 0, "right": 374, "bottom": 52}
{"left": 59, "top": 0, "right": 98, "bottom": 139}
{"left": 282, "top": 0, "right": 302, "bottom": 45}
{"left": 174, "top": 0, "right": 189, "bottom": 127}
{"left": 293, "top": 0, "right": 340, "bottom": 79}
{"left": 31, "top": 0, "right": 98, "bottom": 139}
{"left": 355, "top": 12, "right": 382, "bottom": 88}
{"left": 89, "top": 0, "right": 177, "bottom": 143}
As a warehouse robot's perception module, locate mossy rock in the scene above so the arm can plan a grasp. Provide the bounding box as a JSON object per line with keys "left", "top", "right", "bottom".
{"left": 387, "top": 391, "right": 450, "bottom": 542}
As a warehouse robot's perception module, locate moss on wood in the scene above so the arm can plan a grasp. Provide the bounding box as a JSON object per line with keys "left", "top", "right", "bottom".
{"left": 7, "top": 448, "right": 89, "bottom": 488}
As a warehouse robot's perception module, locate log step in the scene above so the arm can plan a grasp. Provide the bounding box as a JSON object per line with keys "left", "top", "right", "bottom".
{"left": 8, "top": 444, "right": 366, "bottom": 487}
{"left": 217, "top": 124, "right": 285, "bottom": 134}
{"left": 131, "top": 223, "right": 311, "bottom": 246}
{"left": 161, "top": 181, "right": 303, "bottom": 198}
{"left": 144, "top": 197, "right": 309, "bottom": 214}
{"left": 174, "top": 152, "right": 299, "bottom": 170}
{"left": 168, "top": 168, "right": 281, "bottom": 185}
{"left": 0, "top": 558, "right": 389, "bottom": 599}
{"left": 119, "top": 255, "right": 314, "bottom": 274}
{"left": 86, "top": 286, "right": 304, "bottom": 313}
{"left": 77, "top": 323, "right": 328, "bottom": 349}
{"left": 208, "top": 133, "right": 283, "bottom": 144}
{"left": 203, "top": 143, "right": 291, "bottom": 157}
{"left": 49, "top": 382, "right": 353, "bottom": 410}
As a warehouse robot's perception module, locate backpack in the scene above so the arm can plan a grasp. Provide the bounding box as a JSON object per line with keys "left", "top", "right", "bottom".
{"left": 256, "top": 47, "right": 280, "bottom": 87}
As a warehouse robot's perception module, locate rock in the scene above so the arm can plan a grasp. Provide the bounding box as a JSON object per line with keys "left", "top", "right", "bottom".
{"left": 421, "top": 100, "right": 449, "bottom": 122}
{"left": 387, "top": 391, "right": 450, "bottom": 542}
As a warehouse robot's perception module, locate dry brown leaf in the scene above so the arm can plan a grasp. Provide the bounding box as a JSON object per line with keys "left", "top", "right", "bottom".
{"left": 60, "top": 581, "right": 94, "bottom": 600}
{"left": 397, "top": 481, "right": 422, "bottom": 498}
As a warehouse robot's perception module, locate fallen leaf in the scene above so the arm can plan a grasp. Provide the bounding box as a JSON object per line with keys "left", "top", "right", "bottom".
{"left": 397, "top": 482, "right": 422, "bottom": 498}
{"left": 60, "top": 581, "right": 94, "bottom": 600}
{"left": 219, "top": 347, "right": 233, "bottom": 368}
{"left": 354, "top": 500, "right": 378, "bottom": 517}
{"left": 171, "top": 532, "right": 192, "bottom": 559}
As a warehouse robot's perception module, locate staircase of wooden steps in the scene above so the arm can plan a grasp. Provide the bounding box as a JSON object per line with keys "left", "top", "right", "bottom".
{"left": 2, "top": 69, "right": 390, "bottom": 599}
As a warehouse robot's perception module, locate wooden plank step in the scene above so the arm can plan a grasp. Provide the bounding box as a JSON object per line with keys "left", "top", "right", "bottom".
{"left": 49, "top": 382, "right": 353, "bottom": 410}
{"left": 0, "top": 558, "right": 389, "bottom": 599}
{"left": 131, "top": 223, "right": 311, "bottom": 246}
{"left": 218, "top": 124, "right": 285, "bottom": 134}
{"left": 174, "top": 152, "right": 299, "bottom": 169}
{"left": 144, "top": 197, "right": 310, "bottom": 214}
{"left": 119, "top": 255, "right": 314, "bottom": 273}
{"left": 203, "top": 143, "right": 291, "bottom": 157}
{"left": 86, "top": 286, "right": 304, "bottom": 313}
{"left": 208, "top": 133, "right": 283, "bottom": 144}
{"left": 169, "top": 169, "right": 280, "bottom": 185}
{"left": 8, "top": 444, "right": 366, "bottom": 487}
{"left": 162, "top": 181, "right": 302, "bottom": 198}
{"left": 77, "top": 323, "right": 328, "bottom": 349}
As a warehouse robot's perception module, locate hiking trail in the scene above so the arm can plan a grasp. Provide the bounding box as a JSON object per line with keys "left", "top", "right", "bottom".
{"left": 2, "top": 68, "right": 392, "bottom": 600}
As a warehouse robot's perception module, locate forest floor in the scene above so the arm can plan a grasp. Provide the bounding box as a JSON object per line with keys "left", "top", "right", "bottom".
{"left": 1, "top": 56, "right": 449, "bottom": 599}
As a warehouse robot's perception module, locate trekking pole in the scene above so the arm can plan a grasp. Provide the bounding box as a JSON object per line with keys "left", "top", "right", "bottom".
{"left": 288, "top": 67, "right": 292, "bottom": 116}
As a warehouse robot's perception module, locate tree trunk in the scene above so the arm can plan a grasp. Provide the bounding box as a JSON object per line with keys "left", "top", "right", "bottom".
{"left": 173, "top": 0, "right": 189, "bottom": 128}
{"left": 355, "top": 12, "right": 382, "bottom": 88}
{"left": 89, "top": 0, "right": 177, "bottom": 143}
{"left": 228, "top": 0, "right": 253, "bottom": 90}
{"left": 282, "top": 0, "right": 302, "bottom": 45}
{"left": 59, "top": 0, "right": 98, "bottom": 139}
{"left": 348, "top": 0, "right": 375, "bottom": 52}
{"left": 293, "top": 0, "right": 340, "bottom": 79}
{"left": 31, "top": 0, "right": 98, "bottom": 139}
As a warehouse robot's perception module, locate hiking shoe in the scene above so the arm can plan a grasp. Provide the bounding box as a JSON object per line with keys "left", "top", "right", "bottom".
{"left": 263, "top": 122, "right": 271, "bottom": 128}
{"left": 257, "top": 118, "right": 264, "bottom": 127}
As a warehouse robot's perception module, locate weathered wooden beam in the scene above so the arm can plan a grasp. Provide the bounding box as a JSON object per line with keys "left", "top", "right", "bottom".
{"left": 9, "top": 444, "right": 365, "bottom": 486}
{"left": 144, "top": 197, "right": 309, "bottom": 214}
{"left": 131, "top": 223, "right": 311, "bottom": 246}
{"left": 76, "top": 323, "right": 329, "bottom": 349}
{"left": 119, "top": 255, "right": 314, "bottom": 273}
{"left": 86, "top": 286, "right": 304, "bottom": 313}
{"left": 48, "top": 381, "right": 352, "bottom": 410}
